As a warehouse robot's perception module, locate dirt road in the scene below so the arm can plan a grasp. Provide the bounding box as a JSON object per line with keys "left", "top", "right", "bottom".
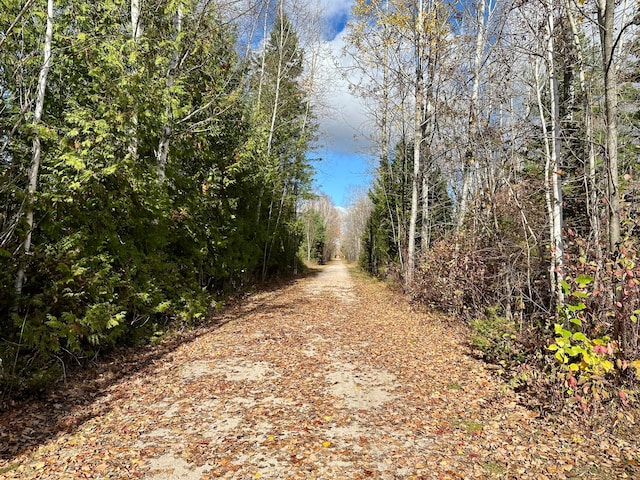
{"left": 1, "top": 261, "right": 637, "bottom": 479}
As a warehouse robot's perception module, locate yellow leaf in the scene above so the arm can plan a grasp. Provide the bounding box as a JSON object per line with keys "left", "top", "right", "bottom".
{"left": 632, "top": 360, "right": 640, "bottom": 376}
{"left": 268, "top": 435, "right": 274, "bottom": 441}
{"left": 254, "top": 473, "right": 262, "bottom": 478}
{"left": 322, "top": 441, "right": 331, "bottom": 448}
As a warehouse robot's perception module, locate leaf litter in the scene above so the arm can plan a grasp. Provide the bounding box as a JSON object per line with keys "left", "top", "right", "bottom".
{"left": 1, "top": 261, "right": 638, "bottom": 479}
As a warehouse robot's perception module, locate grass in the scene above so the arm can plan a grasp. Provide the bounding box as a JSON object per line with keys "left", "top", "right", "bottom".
{"left": 459, "top": 419, "right": 483, "bottom": 434}
{"left": 483, "top": 461, "right": 505, "bottom": 475}
{"left": 0, "top": 464, "right": 19, "bottom": 475}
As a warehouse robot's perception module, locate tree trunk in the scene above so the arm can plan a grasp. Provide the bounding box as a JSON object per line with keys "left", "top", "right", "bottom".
{"left": 547, "top": 10, "right": 565, "bottom": 309}
{"left": 565, "top": 0, "right": 602, "bottom": 270}
{"left": 157, "top": 7, "right": 183, "bottom": 183}
{"left": 457, "top": 0, "right": 486, "bottom": 231}
{"left": 407, "top": 0, "right": 425, "bottom": 285}
{"left": 14, "top": 0, "right": 54, "bottom": 298}
{"left": 131, "top": 0, "right": 142, "bottom": 41}
{"left": 261, "top": 1, "right": 285, "bottom": 279}
{"left": 537, "top": 2, "right": 564, "bottom": 310}
{"left": 420, "top": 167, "right": 429, "bottom": 250}
{"left": 598, "top": 0, "right": 621, "bottom": 254}
{"left": 129, "top": 0, "right": 142, "bottom": 163}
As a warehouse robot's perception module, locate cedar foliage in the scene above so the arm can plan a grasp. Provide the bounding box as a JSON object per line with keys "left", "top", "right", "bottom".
{"left": 0, "top": 1, "right": 315, "bottom": 394}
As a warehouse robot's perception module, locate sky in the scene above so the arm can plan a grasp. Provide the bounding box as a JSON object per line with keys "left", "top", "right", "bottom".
{"left": 305, "top": 0, "right": 374, "bottom": 208}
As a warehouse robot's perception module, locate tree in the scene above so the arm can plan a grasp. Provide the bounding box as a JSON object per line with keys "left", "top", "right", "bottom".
{"left": 0, "top": 0, "right": 319, "bottom": 393}
{"left": 250, "top": 4, "right": 315, "bottom": 278}
{"left": 348, "top": 0, "right": 451, "bottom": 284}
{"left": 14, "top": 0, "right": 54, "bottom": 299}
{"left": 342, "top": 190, "right": 372, "bottom": 264}
{"left": 298, "top": 194, "right": 341, "bottom": 264}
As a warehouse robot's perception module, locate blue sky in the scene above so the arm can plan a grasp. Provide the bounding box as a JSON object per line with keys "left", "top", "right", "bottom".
{"left": 312, "top": 149, "right": 372, "bottom": 207}
{"left": 307, "top": 0, "right": 373, "bottom": 208}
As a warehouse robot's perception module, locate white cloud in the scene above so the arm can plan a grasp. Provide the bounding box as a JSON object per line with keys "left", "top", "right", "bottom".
{"left": 311, "top": 28, "right": 375, "bottom": 156}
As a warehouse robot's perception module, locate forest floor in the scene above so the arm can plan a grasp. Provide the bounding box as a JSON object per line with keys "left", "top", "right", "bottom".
{"left": 1, "top": 261, "right": 639, "bottom": 479}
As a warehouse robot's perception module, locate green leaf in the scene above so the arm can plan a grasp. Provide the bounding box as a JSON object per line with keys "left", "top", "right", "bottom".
{"left": 572, "top": 332, "right": 588, "bottom": 342}
{"left": 566, "top": 346, "right": 582, "bottom": 357}
{"left": 568, "top": 302, "right": 587, "bottom": 312}
{"left": 575, "top": 274, "right": 593, "bottom": 288}
{"left": 555, "top": 351, "right": 567, "bottom": 363}
{"left": 570, "top": 317, "right": 583, "bottom": 327}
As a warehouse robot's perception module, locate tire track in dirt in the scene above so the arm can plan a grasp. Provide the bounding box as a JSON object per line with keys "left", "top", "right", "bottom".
{"left": 1, "top": 261, "right": 637, "bottom": 479}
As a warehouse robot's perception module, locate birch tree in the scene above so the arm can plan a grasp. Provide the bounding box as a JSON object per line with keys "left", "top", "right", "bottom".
{"left": 14, "top": 0, "right": 54, "bottom": 299}
{"left": 129, "top": 0, "right": 142, "bottom": 163}
{"left": 545, "top": 0, "right": 565, "bottom": 308}
{"left": 457, "top": 0, "right": 493, "bottom": 230}
{"left": 565, "top": 0, "right": 600, "bottom": 256}
{"left": 347, "top": 0, "right": 408, "bottom": 271}
{"left": 406, "top": 0, "right": 426, "bottom": 284}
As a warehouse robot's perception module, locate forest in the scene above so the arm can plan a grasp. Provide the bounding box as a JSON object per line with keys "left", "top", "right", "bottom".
{"left": 2, "top": 0, "right": 640, "bottom": 415}
{"left": 1, "top": 0, "right": 322, "bottom": 394}
{"left": 339, "top": 0, "right": 640, "bottom": 410}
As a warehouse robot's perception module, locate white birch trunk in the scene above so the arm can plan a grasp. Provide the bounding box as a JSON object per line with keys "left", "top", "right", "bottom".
{"left": 534, "top": 58, "right": 558, "bottom": 309}
{"left": 129, "top": 0, "right": 142, "bottom": 162}
{"left": 131, "top": 0, "right": 142, "bottom": 41}
{"left": 420, "top": 169, "right": 429, "bottom": 250}
{"left": 547, "top": 6, "right": 564, "bottom": 308}
{"left": 266, "top": 1, "right": 285, "bottom": 158}
{"left": 565, "top": 0, "right": 600, "bottom": 252}
{"left": 15, "top": 0, "right": 54, "bottom": 297}
{"left": 407, "top": 0, "right": 425, "bottom": 285}
{"left": 457, "top": 0, "right": 486, "bottom": 230}
{"left": 537, "top": 3, "right": 564, "bottom": 309}
{"left": 157, "top": 7, "right": 183, "bottom": 183}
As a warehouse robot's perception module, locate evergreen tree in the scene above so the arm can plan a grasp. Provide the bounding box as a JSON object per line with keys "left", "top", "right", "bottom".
{"left": 250, "top": 10, "right": 315, "bottom": 278}
{"left": 0, "top": 0, "right": 316, "bottom": 393}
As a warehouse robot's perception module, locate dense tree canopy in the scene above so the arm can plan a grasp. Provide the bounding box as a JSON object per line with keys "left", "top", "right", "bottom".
{"left": 0, "top": 0, "right": 316, "bottom": 393}
{"left": 347, "top": 0, "right": 640, "bottom": 403}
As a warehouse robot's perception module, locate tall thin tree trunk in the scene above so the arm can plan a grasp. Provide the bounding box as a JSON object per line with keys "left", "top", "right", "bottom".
{"left": 407, "top": 0, "right": 425, "bottom": 285}
{"left": 548, "top": 4, "right": 565, "bottom": 308}
{"left": 537, "top": 3, "right": 564, "bottom": 310}
{"left": 254, "top": 3, "right": 272, "bottom": 226}
{"left": 420, "top": 168, "right": 429, "bottom": 249}
{"left": 129, "top": 0, "right": 142, "bottom": 163}
{"left": 157, "top": 7, "right": 183, "bottom": 183}
{"left": 457, "top": 0, "right": 486, "bottom": 231}
{"left": 15, "top": 0, "right": 54, "bottom": 298}
{"left": 380, "top": 0, "right": 405, "bottom": 268}
{"left": 131, "top": 0, "right": 142, "bottom": 41}
{"left": 565, "top": 0, "right": 601, "bottom": 265}
{"left": 266, "top": 1, "right": 285, "bottom": 157}
{"left": 406, "top": 63, "right": 422, "bottom": 284}
{"left": 598, "top": 0, "right": 621, "bottom": 253}
{"left": 261, "top": 0, "right": 286, "bottom": 279}
{"left": 535, "top": 48, "right": 564, "bottom": 310}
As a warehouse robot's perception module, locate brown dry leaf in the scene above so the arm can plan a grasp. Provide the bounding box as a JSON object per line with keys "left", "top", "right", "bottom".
{"left": 1, "top": 262, "right": 638, "bottom": 479}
